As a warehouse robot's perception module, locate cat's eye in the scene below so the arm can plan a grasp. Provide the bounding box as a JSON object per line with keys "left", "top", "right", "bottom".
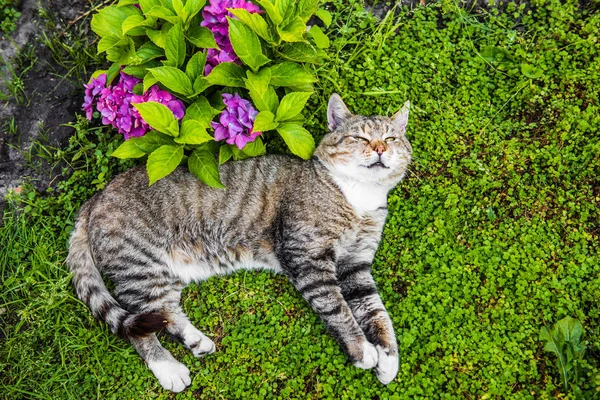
{"left": 351, "top": 136, "right": 370, "bottom": 144}
{"left": 385, "top": 137, "right": 397, "bottom": 142}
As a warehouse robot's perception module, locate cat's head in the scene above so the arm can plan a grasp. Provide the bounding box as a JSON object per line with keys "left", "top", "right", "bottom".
{"left": 314, "top": 94, "right": 412, "bottom": 188}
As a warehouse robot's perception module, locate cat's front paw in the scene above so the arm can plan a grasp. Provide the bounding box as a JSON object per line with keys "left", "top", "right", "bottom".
{"left": 183, "top": 325, "right": 216, "bottom": 357}
{"left": 353, "top": 341, "right": 378, "bottom": 369}
{"left": 375, "top": 345, "right": 399, "bottom": 384}
{"left": 148, "top": 359, "right": 191, "bottom": 392}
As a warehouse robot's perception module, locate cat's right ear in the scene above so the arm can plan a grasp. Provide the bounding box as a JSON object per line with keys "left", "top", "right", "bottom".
{"left": 327, "top": 93, "right": 352, "bottom": 131}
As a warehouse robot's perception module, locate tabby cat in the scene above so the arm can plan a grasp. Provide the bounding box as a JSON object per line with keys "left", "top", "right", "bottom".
{"left": 67, "top": 94, "right": 412, "bottom": 392}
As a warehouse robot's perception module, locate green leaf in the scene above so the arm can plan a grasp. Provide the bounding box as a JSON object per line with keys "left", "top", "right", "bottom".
{"left": 97, "top": 35, "right": 125, "bottom": 54}
{"left": 146, "top": 23, "right": 172, "bottom": 49}
{"left": 227, "top": 17, "right": 271, "bottom": 72}
{"left": 118, "top": 0, "right": 140, "bottom": 6}
{"left": 106, "top": 63, "right": 122, "bottom": 84}
{"left": 171, "top": 0, "right": 186, "bottom": 19}
{"left": 521, "top": 63, "right": 543, "bottom": 79}
{"left": 192, "top": 76, "right": 211, "bottom": 95}
{"left": 165, "top": 23, "right": 186, "bottom": 68}
{"left": 308, "top": 25, "right": 329, "bottom": 48}
{"left": 187, "top": 26, "right": 218, "bottom": 49}
{"left": 175, "top": 120, "right": 214, "bottom": 144}
{"left": 278, "top": 16, "right": 306, "bottom": 43}
{"left": 296, "top": 0, "right": 318, "bottom": 22}
{"left": 134, "top": 42, "right": 164, "bottom": 64}
{"left": 245, "top": 71, "right": 277, "bottom": 113}
{"left": 188, "top": 148, "right": 224, "bottom": 188}
{"left": 111, "top": 140, "right": 147, "bottom": 159}
{"left": 269, "top": 62, "right": 316, "bottom": 87}
{"left": 280, "top": 42, "right": 319, "bottom": 63}
{"left": 133, "top": 101, "right": 179, "bottom": 136}
{"left": 139, "top": 0, "right": 161, "bottom": 14}
{"left": 256, "top": 0, "right": 282, "bottom": 25}
{"left": 122, "top": 60, "right": 161, "bottom": 78}
{"left": 480, "top": 45, "right": 513, "bottom": 63}
{"left": 218, "top": 145, "right": 233, "bottom": 164}
{"left": 241, "top": 137, "right": 266, "bottom": 156}
{"left": 314, "top": 8, "right": 332, "bottom": 27}
{"left": 183, "top": 96, "right": 214, "bottom": 127}
{"left": 205, "top": 62, "right": 246, "bottom": 87}
{"left": 143, "top": 72, "right": 159, "bottom": 92}
{"left": 186, "top": 51, "right": 207, "bottom": 81}
{"left": 145, "top": 5, "right": 180, "bottom": 23}
{"left": 132, "top": 130, "right": 176, "bottom": 153}
{"left": 275, "top": 91, "right": 312, "bottom": 122}
{"left": 228, "top": 8, "right": 275, "bottom": 44}
{"left": 253, "top": 110, "right": 279, "bottom": 132}
{"left": 106, "top": 37, "right": 138, "bottom": 64}
{"left": 183, "top": 0, "right": 206, "bottom": 21}
{"left": 91, "top": 5, "right": 141, "bottom": 39}
{"left": 149, "top": 66, "right": 194, "bottom": 96}
{"left": 147, "top": 145, "right": 184, "bottom": 185}
{"left": 277, "top": 122, "right": 315, "bottom": 159}
{"left": 122, "top": 15, "right": 155, "bottom": 36}
{"left": 276, "top": 0, "right": 296, "bottom": 26}
{"left": 556, "top": 317, "right": 584, "bottom": 345}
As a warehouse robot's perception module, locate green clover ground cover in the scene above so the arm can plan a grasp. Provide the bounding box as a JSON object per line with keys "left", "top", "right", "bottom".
{"left": 1, "top": 0, "right": 599, "bottom": 398}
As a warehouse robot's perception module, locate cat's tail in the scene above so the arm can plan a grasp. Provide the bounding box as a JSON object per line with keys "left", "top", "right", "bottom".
{"left": 66, "top": 199, "right": 167, "bottom": 337}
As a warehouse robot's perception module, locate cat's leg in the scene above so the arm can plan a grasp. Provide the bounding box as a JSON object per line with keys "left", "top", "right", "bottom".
{"left": 279, "top": 244, "right": 378, "bottom": 370}
{"left": 337, "top": 260, "right": 399, "bottom": 384}
{"left": 114, "top": 279, "right": 193, "bottom": 392}
{"left": 164, "top": 307, "right": 216, "bottom": 357}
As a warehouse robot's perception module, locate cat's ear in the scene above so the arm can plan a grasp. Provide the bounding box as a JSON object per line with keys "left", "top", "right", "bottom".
{"left": 327, "top": 93, "right": 352, "bottom": 131}
{"left": 392, "top": 100, "right": 410, "bottom": 132}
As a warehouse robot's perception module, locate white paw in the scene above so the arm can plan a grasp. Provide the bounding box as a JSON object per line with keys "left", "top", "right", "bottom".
{"left": 353, "top": 341, "right": 378, "bottom": 370}
{"left": 375, "top": 345, "right": 399, "bottom": 384}
{"left": 183, "top": 325, "right": 216, "bottom": 357}
{"left": 148, "top": 359, "right": 191, "bottom": 393}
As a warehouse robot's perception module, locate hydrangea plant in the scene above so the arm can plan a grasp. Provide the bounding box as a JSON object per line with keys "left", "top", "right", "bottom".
{"left": 84, "top": 0, "right": 331, "bottom": 186}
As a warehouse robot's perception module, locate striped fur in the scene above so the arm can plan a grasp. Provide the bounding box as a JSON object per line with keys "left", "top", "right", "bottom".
{"left": 67, "top": 94, "right": 411, "bottom": 391}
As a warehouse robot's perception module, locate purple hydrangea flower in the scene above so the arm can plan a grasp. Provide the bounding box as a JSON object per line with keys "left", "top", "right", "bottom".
{"left": 82, "top": 74, "right": 107, "bottom": 120}
{"left": 201, "top": 0, "right": 261, "bottom": 75}
{"left": 211, "top": 93, "right": 261, "bottom": 149}
{"left": 85, "top": 71, "right": 186, "bottom": 140}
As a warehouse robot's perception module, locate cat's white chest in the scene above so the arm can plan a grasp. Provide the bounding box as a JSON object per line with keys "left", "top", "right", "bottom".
{"left": 330, "top": 176, "right": 390, "bottom": 215}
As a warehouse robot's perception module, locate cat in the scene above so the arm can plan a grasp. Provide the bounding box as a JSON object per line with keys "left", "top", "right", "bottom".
{"left": 67, "top": 93, "right": 412, "bottom": 392}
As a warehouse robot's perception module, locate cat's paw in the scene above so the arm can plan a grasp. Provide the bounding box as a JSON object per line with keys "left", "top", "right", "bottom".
{"left": 375, "top": 345, "right": 399, "bottom": 385}
{"left": 353, "top": 341, "right": 379, "bottom": 369}
{"left": 183, "top": 325, "right": 216, "bottom": 357}
{"left": 148, "top": 359, "right": 191, "bottom": 393}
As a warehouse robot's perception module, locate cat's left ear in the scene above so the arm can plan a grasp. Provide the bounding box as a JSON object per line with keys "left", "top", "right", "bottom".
{"left": 392, "top": 100, "right": 410, "bottom": 132}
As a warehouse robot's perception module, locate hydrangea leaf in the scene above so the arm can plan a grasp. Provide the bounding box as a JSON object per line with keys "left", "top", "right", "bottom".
{"left": 91, "top": 5, "right": 141, "bottom": 39}
{"left": 244, "top": 69, "right": 277, "bottom": 113}
{"left": 185, "top": 51, "right": 207, "bottom": 82}
{"left": 277, "top": 122, "right": 315, "bottom": 160}
{"left": 228, "top": 8, "right": 276, "bottom": 44}
{"left": 187, "top": 26, "right": 218, "bottom": 49}
{"left": 307, "top": 25, "right": 329, "bottom": 49}
{"left": 183, "top": 0, "right": 206, "bottom": 21}
{"left": 188, "top": 148, "right": 225, "bottom": 188}
{"left": 280, "top": 42, "right": 319, "bottom": 63}
{"left": 144, "top": 6, "right": 180, "bottom": 24}
{"left": 278, "top": 16, "right": 306, "bottom": 43}
{"left": 146, "top": 22, "right": 172, "bottom": 49}
{"left": 253, "top": 111, "right": 278, "bottom": 132}
{"left": 205, "top": 62, "right": 246, "bottom": 88}
{"left": 171, "top": 0, "right": 186, "bottom": 20}
{"left": 133, "top": 101, "right": 180, "bottom": 136}
{"left": 149, "top": 66, "right": 194, "bottom": 96}
{"left": 111, "top": 140, "right": 147, "bottom": 159}
{"left": 275, "top": 0, "right": 296, "bottom": 26}
{"left": 227, "top": 17, "right": 271, "bottom": 72}
{"left": 183, "top": 96, "right": 214, "bottom": 128}
{"left": 296, "top": 0, "right": 318, "bottom": 22}
{"left": 175, "top": 120, "right": 214, "bottom": 144}
{"left": 268, "top": 62, "right": 316, "bottom": 88}
{"left": 147, "top": 145, "right": 184, "bottom": 185}
{"left": 134, "top": 42, "right": 164, "bottom": 64}
{"left": 241, "top": 137, "right": 266, "bottom": 157}
{"left": 314, "top": 8, "right": 332, "bottom": 27}
{"left": 256, "top": 0, "right": 282, "bottom": 25}
{"left": 122, "top": 15, "right": 156, "bottom": 36}
{"left": 122, "top": 60, "right": 161, "bottom": 78}
{"left": 143, "top": 72, "right": 159, "bottom": 92}
{"left": 275, "top": 91, "right": 312, "bottom": 122}
{"left": 218, "top": 144, "right": 233, "bottom": 164}
{"left": 165, "top": 23, "right": 186, "bottom": 68}
{"left": 97, "top": 35, "right": 125, "bottom": 54}
{"left": 131, "top": 130, "right": 176, "bottom": 153}
{"left": 192, "top": 76, "right": 211, "bottom": 96}
{"left": 138, "top": 0, "right": 161, "bottom": 14}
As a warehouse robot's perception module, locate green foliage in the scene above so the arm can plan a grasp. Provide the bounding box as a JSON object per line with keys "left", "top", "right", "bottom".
{"left": 0, "top": 0, "right": 21, "bottom": 36}
{"left": 2, "top": 0, "right": 600, "bottom": 399}
{"left": 89, "top": 0, "right": 329, "bottom": 186}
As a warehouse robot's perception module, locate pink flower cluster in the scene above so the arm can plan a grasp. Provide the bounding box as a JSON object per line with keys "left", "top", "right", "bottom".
{"left": 82, "top": 72, "right": 185, "bottom": 139}
{"left": 200, "top": 0, "right": 261, "bottom": 75}
{"left": 211, "top": 93, "right": 261, "bottom": 149}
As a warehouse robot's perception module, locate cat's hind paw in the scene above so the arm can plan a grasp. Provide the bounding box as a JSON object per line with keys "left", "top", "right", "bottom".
{"left": 375, "top": 345, "right": 399, "bottom": 385}
{"left": 353, "top": 341, "right": 378, "bottom": 370}
{"left": 148, "top": 359, "right": 191, "bottom": 392}
{"left": 183, "top": 325, "right": 216, "bottom": 357}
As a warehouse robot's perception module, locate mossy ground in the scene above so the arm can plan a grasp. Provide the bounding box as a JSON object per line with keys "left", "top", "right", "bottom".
{"left": 1, "top": 0, "right": 599, "bottom": 398}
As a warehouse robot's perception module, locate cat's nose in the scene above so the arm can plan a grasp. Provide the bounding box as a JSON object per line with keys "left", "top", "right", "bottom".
{"left": 375, "top": 144, "right": 385, "bottom": 155}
